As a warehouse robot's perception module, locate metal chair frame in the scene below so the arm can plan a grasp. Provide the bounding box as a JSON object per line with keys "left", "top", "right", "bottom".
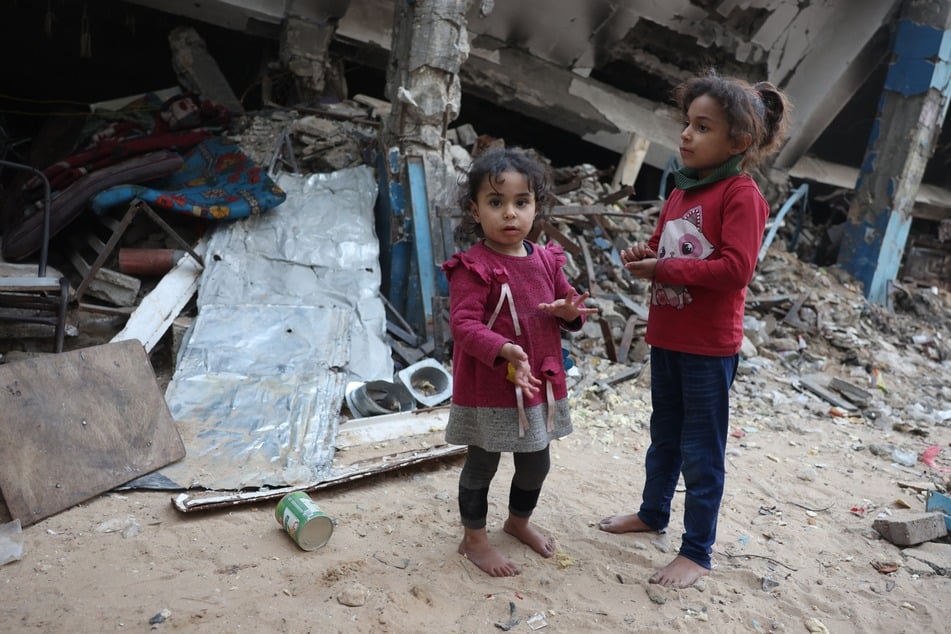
{"left": 0, "top": 159, "right": 70, "bottom": 352}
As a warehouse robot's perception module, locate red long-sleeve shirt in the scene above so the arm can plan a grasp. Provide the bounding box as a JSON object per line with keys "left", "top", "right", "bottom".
{"left": 646, "top": 174, "right": 769, "bottom": 356}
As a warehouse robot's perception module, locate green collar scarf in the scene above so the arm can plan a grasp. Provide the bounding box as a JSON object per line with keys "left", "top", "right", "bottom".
{"left": 673, "top": 154, "right": 744, "bottom": 191}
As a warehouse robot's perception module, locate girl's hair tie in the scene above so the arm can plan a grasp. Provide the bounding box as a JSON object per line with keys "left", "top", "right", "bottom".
{"left": 751, "top": 89, "right": 766, "bottom": 119}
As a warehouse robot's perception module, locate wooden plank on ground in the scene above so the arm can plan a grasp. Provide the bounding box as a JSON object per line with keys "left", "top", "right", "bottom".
{"left": 0, "top": 340, "right": 185, "bottom": 526}
{"left": 578, "top": 239, "right": 602, "bottom": 295}
{"left": 797, "top": 374, "right": 857, "bottom": 411}
{"left": 618, "top": 314, "right": 639, "bottom": 362}
{"left": 599, "top": 317, "right": 618, "bottom": 363}
{"left": 111, "top": 240, "right": 205, "bottom": 352}
{"left": 828, "top": 377, "right": 873, "bottom": 408}
{"left": 171, "top": 443, "right": 466, "bottom": 513}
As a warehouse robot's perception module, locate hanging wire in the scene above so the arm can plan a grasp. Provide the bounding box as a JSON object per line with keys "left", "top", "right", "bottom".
{"left": 44, "top": 0, "right": 55, "bottom": 38}
{"left": 80, "top": 4, "right": 92, "bottom": 59}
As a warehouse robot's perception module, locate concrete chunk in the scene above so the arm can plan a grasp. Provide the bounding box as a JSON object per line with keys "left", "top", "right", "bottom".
{"left": 873, "top": 512, "right": 948, "bottom": 546}
{"left": 901, "top": 542, "right": 951, "bottom": 576}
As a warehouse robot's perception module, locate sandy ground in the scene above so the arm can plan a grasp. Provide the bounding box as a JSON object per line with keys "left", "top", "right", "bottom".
{"left": 3, "top": 247, "right": 951, "bottom": 633}
{"left": 2, "top": 347, "right": 950, "bottom": 634}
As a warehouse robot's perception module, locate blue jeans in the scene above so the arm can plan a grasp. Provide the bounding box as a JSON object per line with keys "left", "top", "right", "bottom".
{"left": 638, "top": 348, "right": 737, "bottom": 569}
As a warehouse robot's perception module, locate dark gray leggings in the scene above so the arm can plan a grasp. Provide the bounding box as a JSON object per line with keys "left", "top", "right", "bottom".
{"left": 458, "top": 445, "right": 551, "bottom": 529}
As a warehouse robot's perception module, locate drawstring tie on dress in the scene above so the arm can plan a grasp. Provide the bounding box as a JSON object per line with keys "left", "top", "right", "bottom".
{"left": 490, "top": 281, "right": 555, "bottom": 437}
{"left": 487, "top": 280, "right": 520, "bottom": 337}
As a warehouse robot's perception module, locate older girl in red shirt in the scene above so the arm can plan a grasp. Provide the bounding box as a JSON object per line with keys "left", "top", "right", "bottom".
{"left": 599, "top": 70, "right": 791, "bottom": 588}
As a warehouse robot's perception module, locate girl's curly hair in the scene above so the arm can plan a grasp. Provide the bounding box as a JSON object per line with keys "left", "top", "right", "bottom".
{"left": 454, "top": 147, "right": 555, "bottom": 240}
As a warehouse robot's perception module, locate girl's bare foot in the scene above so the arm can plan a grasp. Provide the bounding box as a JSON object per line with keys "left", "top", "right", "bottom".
{"left": 649, "top": 555, "right": 709, "bottom": 588}
{"left": 597, "top": 513, "right": 652, "bottom": 533}
{"left": 458, "top": 528, "right": 520, "bottom": 577}
{"left": 503, "top": 515, "right": 555, "bottom": 558}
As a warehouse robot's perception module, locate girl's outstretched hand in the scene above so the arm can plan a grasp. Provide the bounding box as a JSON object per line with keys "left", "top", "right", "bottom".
{"left": 509, "top": 357, "right": 541, "bottom": 397}
{"left": 500, "top": 343, "right": 542, "bottom": 396}
{"left": 538, "top": 289, "right": 599, "bottom": 322}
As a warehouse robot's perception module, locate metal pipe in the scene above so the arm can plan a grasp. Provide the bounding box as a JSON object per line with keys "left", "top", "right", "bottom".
{"left": 0, "top": 159, "right": 52, "bottom": 277}
{"left": 758, "top": 183, "right": 809, "bottom": 262}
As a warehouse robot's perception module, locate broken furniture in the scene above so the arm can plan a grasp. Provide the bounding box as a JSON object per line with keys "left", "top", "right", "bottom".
{"left": 0, "top": 150, "right": 185, "bottom": 262}
{"left": 72, "top": 135, "right": 288, "bottom": 306}
{"left": 0, "top": 160, "right": 69, "bottom": 352}
{"left": 72, "top": 198, "right": 205, "bottom": 305}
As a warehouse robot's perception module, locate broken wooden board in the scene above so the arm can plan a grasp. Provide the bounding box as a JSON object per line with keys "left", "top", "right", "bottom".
{"left": 796, "top": 374, "right": 858, "bottom": 412}
{"left": 599, "top": 317, "right": 618, "bottom": 363}
{"left": 171, "top": 443, "right": 465, "bottom": 513}
{"left": 335, "top": 406, "right": 450, "bottom": 448}
{"left": 535, "top": 218, "right": 582, "bottom": 255}
{"left": 746, "top": 294, "right": 794, "bottom": 311}
{"left": 618, "top": 314, "right": 640, "bottom": 362}
{"left": 595, "top": 366, "right": 644, "bottom": 391}
{"left": 828, "top": 376, "right": 873, "bottom": 408}
{"left": 0, "top": 339, "right": 185, "bottom": 526}
{"left": 897, "top": 481, "right": 940, "bottom": 493}
{"left": 111, "top": 240, "right": 205, "bottom": 353}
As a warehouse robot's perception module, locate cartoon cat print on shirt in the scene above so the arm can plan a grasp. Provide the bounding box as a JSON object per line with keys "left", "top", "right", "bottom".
{"left": 652, "top": 205, "right": 714, "bottom": 310}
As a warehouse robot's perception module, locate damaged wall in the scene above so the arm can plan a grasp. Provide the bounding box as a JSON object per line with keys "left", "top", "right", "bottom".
{"left": 332, "top": 0, "right": 905, "bottom": 180}
{"left": 118, "top": 0, "right": 910, "bottom": 183}
{"left": 4, "top": 0, "right": 951, "bottom": 301}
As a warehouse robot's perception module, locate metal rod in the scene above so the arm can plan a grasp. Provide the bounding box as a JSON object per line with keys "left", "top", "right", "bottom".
{"left": 0, "top": 159, "right": 52, "bottom": 277}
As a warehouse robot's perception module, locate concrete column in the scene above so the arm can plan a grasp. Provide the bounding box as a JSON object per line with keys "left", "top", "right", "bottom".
{"left": 383, "top": 0, "right": 470, "bottom": 180}
{"left": 837, "top": 0, "right": 951, "bottom": 304}
{"left": 380, "top": 0, "right": 471, "bottom": 335}
{"left": 279, "top": 0, "right": 351, "bottom": 103}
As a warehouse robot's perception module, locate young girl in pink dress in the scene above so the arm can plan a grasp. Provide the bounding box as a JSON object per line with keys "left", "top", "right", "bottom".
{"left": 442, "top": 147, "right": 597, "bottom": 577}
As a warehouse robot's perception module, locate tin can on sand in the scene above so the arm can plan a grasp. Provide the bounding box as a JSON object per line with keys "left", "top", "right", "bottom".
{"left": 275, "top": 492, "right": 334, "bottom": 551}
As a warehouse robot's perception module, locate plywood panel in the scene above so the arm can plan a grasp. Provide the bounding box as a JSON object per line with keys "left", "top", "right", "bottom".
{"left": 0, "top": 340, "right": 185, "bottom": 526}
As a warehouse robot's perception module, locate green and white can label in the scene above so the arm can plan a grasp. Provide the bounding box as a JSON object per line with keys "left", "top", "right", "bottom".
{"left": 275, "top": 492, "right": 334, "bottom": 551}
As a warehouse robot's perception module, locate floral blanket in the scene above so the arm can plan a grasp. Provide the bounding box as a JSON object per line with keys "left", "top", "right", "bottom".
{"left": 91, "top": 136, "right": 286, "bottom": 220}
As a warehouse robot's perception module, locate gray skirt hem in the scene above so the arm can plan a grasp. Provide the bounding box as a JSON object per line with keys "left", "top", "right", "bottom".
{"left": 445, "top": 401, "right": 573, "bottom": 453}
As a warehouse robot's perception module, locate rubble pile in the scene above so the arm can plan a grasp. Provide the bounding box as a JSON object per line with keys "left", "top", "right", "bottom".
{"left": 3, "top": 95, "right": 948, "bottom": 480}
{"left": 231, "top": 104, "right": 380, "bottom": 174}
{"left": 340, "top": 98, "right": 951, "bottom": 486}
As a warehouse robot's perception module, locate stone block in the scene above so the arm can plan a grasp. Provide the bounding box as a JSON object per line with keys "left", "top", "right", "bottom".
{"left": 873, "top": 512, "right": 948, "bottom": 546}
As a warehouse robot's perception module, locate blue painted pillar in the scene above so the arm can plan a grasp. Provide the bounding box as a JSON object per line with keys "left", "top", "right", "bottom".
{"left": 837, "top": 2, "right": 951, "bottom": 304}
{"left": 375, "top": 147, "right": 412, "bottom": 316}
{"left": 406, "top": 156, "right": 436, "bottom": 326}
{"left": 374, "top": 147, "right": 437, "bottom": 338}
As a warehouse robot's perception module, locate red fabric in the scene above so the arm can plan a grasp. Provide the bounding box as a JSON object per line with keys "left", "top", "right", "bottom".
{"left": 442, "top": 241, "right": 583, "bottom": 409}
{"left": 645, "top": 175, "right": 769, "bottom": 356}
{"left": 23, "top": 93, "right": 230, "bottom": 196}
{"left": 31, "top": 130, "right": 212, "bottom": 193}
